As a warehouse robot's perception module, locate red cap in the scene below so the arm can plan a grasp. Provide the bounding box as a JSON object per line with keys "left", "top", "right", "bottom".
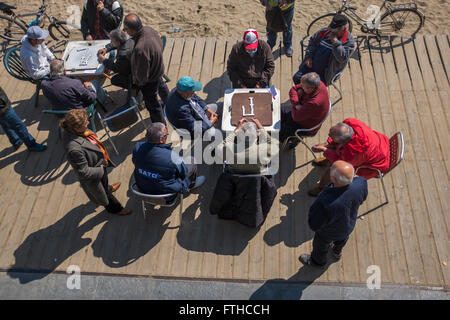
{"left": 243, "top": 29, "right": 258, "bottom": 50}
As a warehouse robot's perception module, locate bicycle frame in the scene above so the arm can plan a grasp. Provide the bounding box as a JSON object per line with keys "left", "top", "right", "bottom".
{"left": 337, "top": 0, "right": 393, "bottom": 33}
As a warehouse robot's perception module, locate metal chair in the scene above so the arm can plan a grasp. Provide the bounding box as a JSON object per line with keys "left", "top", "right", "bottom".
{"left": 97, "top": 97, "right": 146, "bottom": 155}
{"left": 130, "top": 182, "right": 183, "bottom": 224}
{"left": 329, "top": 71, "right": 343, "bottom": 106}
{"left": 3, "top": 47, "right": 42, "bottom": 108}
{"left": 281, "top": 99, "right": 332, "bottom": 160}
{"left": 355, "top": 131, "right": 405, "bottom": 207}
{"left": 43, "top": 102, "right": 98, "bottom": 133}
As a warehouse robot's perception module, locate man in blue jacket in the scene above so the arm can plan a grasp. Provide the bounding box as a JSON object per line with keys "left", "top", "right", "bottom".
{"left": 293, "top": 14, "right": 354, "bottom": 86}
{"left": 132, "top": 122, "right": 205, "bottom": 198}
{"left": 164, "top": 76, "right": 221, "bottom": 138}
{"left": 299, "top": 160, "right": 368, "bottom": 268}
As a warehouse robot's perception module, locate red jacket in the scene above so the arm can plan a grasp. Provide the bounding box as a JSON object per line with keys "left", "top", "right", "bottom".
{"left": 289, "top": 81, "right": 329, "bottom": 136}
{"left": 324, "top": 118, "right": 390, "bottom": 179}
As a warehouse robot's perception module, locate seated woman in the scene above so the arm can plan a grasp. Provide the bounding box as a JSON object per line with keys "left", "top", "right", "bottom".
{"left": 223, "top": 117, "right": 272, "bottom": 174}
{"left": 60, "top": 109, "right": 131, "bottom": 215}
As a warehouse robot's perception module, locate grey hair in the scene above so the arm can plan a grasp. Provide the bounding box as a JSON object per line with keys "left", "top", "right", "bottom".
{"left": 334, "top": 122, "right": 354, "bottom": 143}
{"left": 302, "top": 72, "right": 321, "bottom": 89}
{"left": 146, "top": 122, "right": 166, "bottom": 143}
{"left": 110, "top": 29, "right": 128, "bottom": 45}
{"left": 331, "top": 166, "right": 354, "bottom": 186}
{"left": 50, "top": 59, "right": 64, "bottom": 77}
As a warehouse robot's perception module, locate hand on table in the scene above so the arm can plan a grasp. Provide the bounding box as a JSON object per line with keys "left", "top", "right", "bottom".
{"left": 83, "top": 81, "right": 92, "bottom": 89}
{"left": 235, "top": 118, "right": 248, "bottom": 131}
{"left": 98, "top": 48, "right": 107, "bottom": 56}
{"left": 98, "top": 53, "right": 106, "bottom": 62}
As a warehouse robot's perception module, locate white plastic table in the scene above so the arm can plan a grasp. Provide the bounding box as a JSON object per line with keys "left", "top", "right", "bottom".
{"left": 62, "top": 40, "right": 111, "bottom": 76}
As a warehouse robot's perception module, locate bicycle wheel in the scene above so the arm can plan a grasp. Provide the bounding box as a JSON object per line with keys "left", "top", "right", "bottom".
{"left": 0, "top": 15, "right": 27, "bottom": 41}
{"left": 378, "top": 8, "right": 423, "bottom": 38}
{"left": 307, "top": 13, "right": 353, "bottom": 37}
{"left": 48, "top": 20, "right": 83, "bottom": 42}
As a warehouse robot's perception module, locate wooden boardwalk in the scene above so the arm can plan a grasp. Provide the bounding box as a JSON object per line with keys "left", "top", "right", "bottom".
{"left": 0, "top": 35, "right": 448, "bottom": 289}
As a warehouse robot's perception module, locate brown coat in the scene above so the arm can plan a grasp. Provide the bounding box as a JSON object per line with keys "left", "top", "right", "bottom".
{"left": 131, "top": 26, "right": 165, "bottom": 87}
{"left": 226, "top": 40, "right": 275, "bottom": 88}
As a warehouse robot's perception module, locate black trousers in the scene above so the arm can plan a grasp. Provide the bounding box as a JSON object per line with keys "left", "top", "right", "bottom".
{"left": 311, "top": 233, "right": 349, "bottom": 266}
{"left": 101, "top": 167, "right": 123, "bottom": 214}
{"left": 139, "top": 78, "right": 169, "bottom": 124}
{"left": 111, "top": 73, "right": 130, "bottom": 89}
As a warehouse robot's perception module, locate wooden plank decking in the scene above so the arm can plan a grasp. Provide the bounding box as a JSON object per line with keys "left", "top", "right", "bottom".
{"left": 0, "top": 35, "right": 448, "bottom": 288}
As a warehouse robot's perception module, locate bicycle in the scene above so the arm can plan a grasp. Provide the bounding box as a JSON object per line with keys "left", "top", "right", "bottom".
{"left": 0, "top": 0, "right": 83, "bottom": 51}
{"left": 307, "top": 0, "right": 425, "bottom": 40}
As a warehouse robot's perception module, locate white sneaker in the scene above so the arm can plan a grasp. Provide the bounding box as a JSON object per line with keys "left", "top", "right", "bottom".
{"left": 189, "top": 176, "right": 206, "bottom": 191}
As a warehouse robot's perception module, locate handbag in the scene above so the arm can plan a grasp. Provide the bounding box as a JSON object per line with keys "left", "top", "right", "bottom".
{"left": 265, "top": 6, "right": 288, "bottom": 32}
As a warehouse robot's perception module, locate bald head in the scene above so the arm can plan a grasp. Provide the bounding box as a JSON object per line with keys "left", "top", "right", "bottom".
{"left": 329, "top": 122, "right": 353, "bottom": 144}
{"left": 124, "top": 14, "right": 142, "bottom": 36}
{"left": 50, "top": 59, "right": 64, "bottom": 77}
{"left": 330, "top": 160, "right": 354, "bottom": 186}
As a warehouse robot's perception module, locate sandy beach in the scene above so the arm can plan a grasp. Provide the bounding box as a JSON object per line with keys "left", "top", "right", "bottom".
{"left": 13, "top": 0, "right": 450, "bottom": 38}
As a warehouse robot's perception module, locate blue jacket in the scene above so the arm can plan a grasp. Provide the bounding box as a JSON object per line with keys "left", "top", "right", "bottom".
{"left": 308, "top": 176, "right": 368, "bottom": 241}
{"left": 132, "top": 141, "right": 190, "bottom": 195}
{"left": 164, "top": 89, "right": 211, "bottom": 137}
{"left": 41, "top": 75, "right": 96, "bottom": 111}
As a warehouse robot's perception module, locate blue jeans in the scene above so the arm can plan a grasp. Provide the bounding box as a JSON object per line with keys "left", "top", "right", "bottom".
{"left": 266, "top": 4, "right": 295, "bottom": 49}
{"left": 0, "top": 108, "right": 36, "bottom": 148}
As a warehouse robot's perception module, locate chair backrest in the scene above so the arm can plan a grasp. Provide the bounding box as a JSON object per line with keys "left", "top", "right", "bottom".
{"left": 296, "top": 99, "right": 332, "bottom": 134}
{"left": 99, "top": 97, "right": 139, "bottom": 132}
{"left": 3, "top": 47, "right": 34, "bottom": 82}
{"left": 387, "top": 131, "right": 404, "bottom": 173}
{"left": 163, "top": 106, "right": 178, "bottom": 130}
{"left": 130, "top": 183, "right": 176, "bottom": 206}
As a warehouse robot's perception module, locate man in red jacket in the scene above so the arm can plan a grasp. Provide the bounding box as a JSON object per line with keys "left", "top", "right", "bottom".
{"left": 280, "top": 72, "right": 330, "bottom": 145}
{"left": 308, "top": 118, "right": 390, "bottom": 196}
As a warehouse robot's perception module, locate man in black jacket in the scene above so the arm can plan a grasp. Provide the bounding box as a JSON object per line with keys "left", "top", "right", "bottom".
{"left": 98, "top": 29, "right": 133, "bottom": 89}
{"left": 123, "top": 13, "right": 169, "bottom": 123}
{"left": 81, "top": 0, "right": 123, "bottom": 40}
{"left": 299, "top": 160, "right": 367, "bottom": 267}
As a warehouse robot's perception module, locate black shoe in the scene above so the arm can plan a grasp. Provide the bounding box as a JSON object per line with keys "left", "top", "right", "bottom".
{"left": 298, "top": 254, "right": 325, "bottom": 269}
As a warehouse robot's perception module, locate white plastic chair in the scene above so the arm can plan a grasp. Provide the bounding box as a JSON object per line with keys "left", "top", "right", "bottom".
{"left": 130, "top": 182, "right": 184, "bottom": 224}
{"left": 282, "top": 99, "right": 332, "bottom": 159}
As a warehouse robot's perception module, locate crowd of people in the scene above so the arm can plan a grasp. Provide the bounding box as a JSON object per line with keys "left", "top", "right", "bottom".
{"left": 0, "top": 0, "right": 395, "bottom": 269}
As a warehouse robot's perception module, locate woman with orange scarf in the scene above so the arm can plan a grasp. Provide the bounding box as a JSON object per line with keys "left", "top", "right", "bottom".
{"left": 60, "top": 109, "right": 131, "bottom": 215}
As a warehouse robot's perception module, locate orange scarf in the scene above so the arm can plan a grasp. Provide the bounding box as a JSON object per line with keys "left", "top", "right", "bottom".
{"left": 83, "top": 130, "right": 110, "bottom": 164}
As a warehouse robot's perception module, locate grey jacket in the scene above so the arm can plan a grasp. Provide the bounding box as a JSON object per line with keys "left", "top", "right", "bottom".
{"left": 63, "top": 131, "right": 115, "bottom": 207}
{"left": 305, "top": 28, "right": 355, "bottom": 85}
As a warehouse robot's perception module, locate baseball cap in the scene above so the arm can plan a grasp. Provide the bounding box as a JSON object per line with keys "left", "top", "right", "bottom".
{"left": 329, "top": 14, "right": 348, "bottom": 30}
{"left": 26, "top": 26, "right": 49, "bottom": 40}
{"left": 176, "top": 76, "right": 202, "bottom": 92}
{"left": 243, "top": 29, "right": 258, "bottom": 50}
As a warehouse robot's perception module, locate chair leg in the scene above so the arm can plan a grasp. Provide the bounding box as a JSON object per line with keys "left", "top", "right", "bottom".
{"left": 34, "top": 83, "right": 40, "bottom": 108}
{"left": 282, "top": 136, "right": 299, "bottom": 151}
{"left": 380, "top": 175, "right": 389, "bottom": 204}
{"left": 142, "top": 200, "right": 146, "bottom": 220}
{"left": 331, "top": 83, "right": 342, "bottom": 106}
{"left": 96, "top": 98, "right": 108, "bottom": 113}
{"left": 179, "top": 194, "right": 183, "bottom": 226}
{"left": 298, "top": 137, "right": 317, "bottom": 160}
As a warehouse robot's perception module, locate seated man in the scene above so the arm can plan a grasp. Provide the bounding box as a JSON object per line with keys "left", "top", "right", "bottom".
{"left": 81, "top": 0, "right": 123, "bottom": 40}
{"left": 223, "top": 117, "right": 272, "bottom": 174}
{"left": 280, "top": 72, "right": 330, "bottom": 144}
{"left": 227, "top": 29, "right": 275, "bottom": 88}
{"left": 293, "top": 14, "right": 354, "bottom": 86}
{"left": 165, "top": 76, "right": 222, "bottom": 138}
{"left": 308, "top": 118, "right": 390, "bottom": 196}
{"left": 132, "top": 122, "right": 205, "bottom": 198}
{"left": 97, "top": 29, "right": 134, "bottom": 89}
{"left": 20, "top": 26, "right": 55, "bottom": 80}
{"left": 41, "top": 60, "right": 97, "bottom": 111}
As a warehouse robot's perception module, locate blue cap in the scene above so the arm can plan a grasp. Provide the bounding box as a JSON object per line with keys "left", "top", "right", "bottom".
{"left": 176, "top": 76, "right": 202, "bottom": 92}
{"left": 26, "top": 26, "right": 49, "bottom": 40}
